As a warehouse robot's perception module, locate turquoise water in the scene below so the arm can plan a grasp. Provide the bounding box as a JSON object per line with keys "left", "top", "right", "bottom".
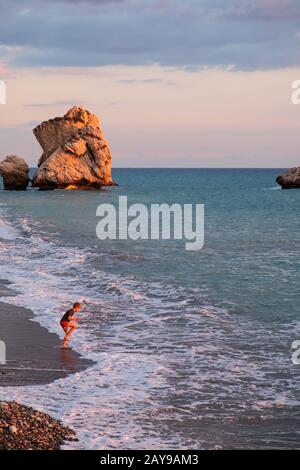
{"left": 0, "top": 169, "right": 299, "bottom": 449}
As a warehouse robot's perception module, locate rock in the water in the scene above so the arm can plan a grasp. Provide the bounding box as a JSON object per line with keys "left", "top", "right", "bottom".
{"left": 32, "top": 106, "right": 115, "bottom": 190}
{"left": 0, "top": 155, "right": 30, "bottom": 190}
{"left": 276, "top": 167, "right": 300, "bottom": 189}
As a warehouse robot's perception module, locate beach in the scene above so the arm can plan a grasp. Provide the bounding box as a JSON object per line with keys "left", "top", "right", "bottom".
{"left": 0, "top": 401, "right": 78, "bottom": 450}
{"left": 0, "top": 280, "right": 93, "bottom": 387}
{"left": 0, "top": 279, "right": 92, "bottom": 450}
{"left": 0, "top": 279, "right": 93, "bottom": 449}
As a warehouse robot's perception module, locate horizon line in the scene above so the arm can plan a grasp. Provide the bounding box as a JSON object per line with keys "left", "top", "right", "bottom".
{"left": 27, "top": 166, "right": 289, "bottom": 170}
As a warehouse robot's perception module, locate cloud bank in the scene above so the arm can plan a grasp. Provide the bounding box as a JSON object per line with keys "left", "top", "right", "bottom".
{"left": 0, "top": 0, "right": 299, "bottom": 70}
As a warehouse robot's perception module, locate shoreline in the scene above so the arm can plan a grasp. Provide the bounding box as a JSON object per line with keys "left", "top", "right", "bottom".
{"left": 0, "top": 279, "right": 95, "bottom": 449}
{"left": 0, "top": 279, "right": 94, "bottom": 387}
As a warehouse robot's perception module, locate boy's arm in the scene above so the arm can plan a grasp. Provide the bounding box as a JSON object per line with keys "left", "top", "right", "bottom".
{"left": 70, "top": 315, "right": 80, "bottom": 321}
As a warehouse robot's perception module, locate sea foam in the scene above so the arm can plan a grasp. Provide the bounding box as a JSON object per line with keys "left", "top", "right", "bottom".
{"left": 0, "top": 216, "right": 19, "bottom": 240}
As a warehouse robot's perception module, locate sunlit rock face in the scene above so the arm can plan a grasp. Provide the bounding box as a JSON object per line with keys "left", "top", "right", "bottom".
{"left": 0, "top": 155, "right": 30, "bottom": 190}
{"left": 32, "top": 106, "right": 115, "bottom": 190}
{"left": 276, "top": 167, "right": 300, "bottom": 189}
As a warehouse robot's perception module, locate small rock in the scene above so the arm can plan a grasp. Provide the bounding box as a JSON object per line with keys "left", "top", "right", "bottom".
{"left": 8, "top": 425, "right": 18, "bottom": 434}
{"left": 276, "top": 167, "right": 300, "bottom": 189}
{"left": 0, "top": 155, "right": 30, "bottom": 190}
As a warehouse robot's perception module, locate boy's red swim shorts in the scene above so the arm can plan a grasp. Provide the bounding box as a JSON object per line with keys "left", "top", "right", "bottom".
{"left": 60, "top": 320, "right": 69, "bottom": 328}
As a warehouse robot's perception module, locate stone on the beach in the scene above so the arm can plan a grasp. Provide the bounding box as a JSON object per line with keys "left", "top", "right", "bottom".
{"left": 276, "top": 167, "right": 300, "bottom": 189}
{"left": 8, "top": 425, "right": 18, "bottom": 434}
{"left": 0, "top": 155, "right": 30, "bottom": 190}
{"left": 32, "top": 106, "right": 115, "bottom": 190}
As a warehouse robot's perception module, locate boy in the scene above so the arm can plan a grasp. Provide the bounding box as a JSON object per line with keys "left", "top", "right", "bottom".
{"left": 60, "top": 302, "right": 82, "bottom": 349}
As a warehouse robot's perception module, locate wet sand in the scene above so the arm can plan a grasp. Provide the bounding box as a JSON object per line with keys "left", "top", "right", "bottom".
{"left": 0, "top": 280, "right": 94, "bottom": 387}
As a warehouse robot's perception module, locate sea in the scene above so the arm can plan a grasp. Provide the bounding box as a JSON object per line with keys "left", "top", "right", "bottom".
{"left": 0, "top": 168, "right": 299, "bottom": 449}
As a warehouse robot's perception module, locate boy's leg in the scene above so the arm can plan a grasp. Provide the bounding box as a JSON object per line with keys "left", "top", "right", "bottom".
{"left": 65, "top": 321, "right": 77, "bottom": 339}
{"left": 62, "top": 326, "right": 71, "bottom": 348}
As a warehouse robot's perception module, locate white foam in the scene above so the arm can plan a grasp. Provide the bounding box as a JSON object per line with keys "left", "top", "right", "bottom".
{"left": 0, "top": 217, "right": 19, "bottom": 240}
{"left": 263, "top": 186, "right": 281, "bottom": 191}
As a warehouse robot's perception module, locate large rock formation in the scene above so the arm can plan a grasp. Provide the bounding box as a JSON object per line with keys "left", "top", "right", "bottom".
{"left": 276, "top": 167, "right": 300, "bottom": 189}
{"left": 32, "top": 106, "right": 115, "bottom": 190}
{"left": 0, "top": 155, "right": 29, "bottom": 190}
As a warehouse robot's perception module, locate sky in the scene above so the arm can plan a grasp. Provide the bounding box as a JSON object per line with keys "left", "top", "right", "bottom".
{"left": 0, "top": 0, "right": 300, "bottom": 167}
